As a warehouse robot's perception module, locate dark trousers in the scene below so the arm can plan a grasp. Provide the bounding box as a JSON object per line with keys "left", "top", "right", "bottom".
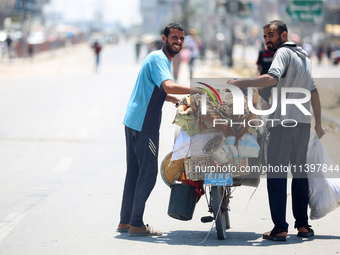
{"left": 267, "top": 124, "right": 310, "bottom": 231}
{"left": 95, "top": 54, "right": 100, "bottom": 67}
{"left": 119, "top": 126, "right": 159, "bottom": 227}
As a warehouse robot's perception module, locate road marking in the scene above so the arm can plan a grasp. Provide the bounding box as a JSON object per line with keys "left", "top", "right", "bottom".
{"left": 53, "top": 157, "right": 74, "bottom": 172}
{"left": 0, "top": 213, "right": 27, "bottom": 243}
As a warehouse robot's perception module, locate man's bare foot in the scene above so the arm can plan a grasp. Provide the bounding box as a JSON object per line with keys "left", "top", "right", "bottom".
{"left": 263, "top": 231, "right": 288, "bottom": 237}
{"left": 274, "top": 231, "right": 287, "bottom": 237}
{"left": 117, "top": 223, "right": 130, "bottom": 230}
{"left": 298, "top": 226, "right": 308, "bottom": 233}
{"left": 127, "top": 225, "right": 163, "bottom": 236}
{"left": 129, "top": 225, "right": 147, "bottom": 234}
{"left": 297, "top": 225, "right": 314, "bottom": 237}
{"left": 263, "top": 228, "right": 288, "bottom": 241}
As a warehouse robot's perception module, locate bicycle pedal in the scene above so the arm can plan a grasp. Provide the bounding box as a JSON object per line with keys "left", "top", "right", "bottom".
{"left": 201, "top": 216, "right": 214, "bottom": 223}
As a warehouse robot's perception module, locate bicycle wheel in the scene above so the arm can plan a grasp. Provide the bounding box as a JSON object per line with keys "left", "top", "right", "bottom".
{"left": 211, "top": 186, "right": 230, "bottom": 240}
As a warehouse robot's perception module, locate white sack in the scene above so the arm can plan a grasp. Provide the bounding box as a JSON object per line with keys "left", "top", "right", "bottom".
{"left": 222, "top": 133, "right": 260, "bottom": 158}
{"left": 171, "top": 129, "right": 216, "bottom": 161}
{"left": 307, "top": 132, "right": 340, "bottom": 220}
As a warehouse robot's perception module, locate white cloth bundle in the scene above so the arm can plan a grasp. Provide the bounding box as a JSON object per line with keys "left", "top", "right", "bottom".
{"left": 307, "top": 132, "right": 340, "bottom": 220}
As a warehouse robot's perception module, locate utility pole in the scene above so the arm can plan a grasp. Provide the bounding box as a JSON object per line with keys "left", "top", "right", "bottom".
{"left": 19, "top": 0, "right": 29, "bottom": 57}
{"left": 181, "top": 0, "right": 189, "bottom": 29}
{"left": 224, "top": 0, "right": 239, "bottom": 67}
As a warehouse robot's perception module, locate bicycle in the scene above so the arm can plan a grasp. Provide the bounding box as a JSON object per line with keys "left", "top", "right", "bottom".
{"left": 161, "top": 132, "right": 264, "bottom": 240}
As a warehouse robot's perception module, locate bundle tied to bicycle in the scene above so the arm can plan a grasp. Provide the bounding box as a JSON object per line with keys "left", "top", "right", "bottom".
{"left": 173, "top": 87, "right": 260, "bottom": 147}
{"left": 164, "top": 85, "right": 268, "bottom": 181}
{"left": 162, "top": 83, "right": 270, "bottom": 186}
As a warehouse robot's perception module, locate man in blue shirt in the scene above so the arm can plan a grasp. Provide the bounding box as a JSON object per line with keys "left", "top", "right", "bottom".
{"left": 117, "top": 23, "right": 191, "bottom": 236}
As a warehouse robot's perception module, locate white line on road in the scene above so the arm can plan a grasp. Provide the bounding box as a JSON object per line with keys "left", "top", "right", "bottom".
{"left": 53, "top": 157, "right": 74, "bottom": 172}
{"left": 0, "top": 212, "right": 27, "bottom": 243}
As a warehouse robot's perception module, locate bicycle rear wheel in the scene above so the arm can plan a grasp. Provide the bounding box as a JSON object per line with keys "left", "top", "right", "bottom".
{"left": 211, "top": 186, "right": 230, "bottom": 240}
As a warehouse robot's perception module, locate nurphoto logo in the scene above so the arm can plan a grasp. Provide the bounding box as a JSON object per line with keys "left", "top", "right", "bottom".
{"left": 196, "top": 82, "right": 312, "bottom": 128}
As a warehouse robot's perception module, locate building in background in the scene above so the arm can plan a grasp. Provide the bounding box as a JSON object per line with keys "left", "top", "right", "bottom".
{"left": 138, "top": 0, "right": 340, "bottom": 67}
{"left": 1, "top": 0, "right": 340, "bottom": 61}
{"left": 1, "top": 0, "right": 49, "bottom": 30}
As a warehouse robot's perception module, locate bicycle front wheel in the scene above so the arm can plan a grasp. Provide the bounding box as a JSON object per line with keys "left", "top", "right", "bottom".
{"left": 211, "top": 186, "right": 230, "bottom": 240}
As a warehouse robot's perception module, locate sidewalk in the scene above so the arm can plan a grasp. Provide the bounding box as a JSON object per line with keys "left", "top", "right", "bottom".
{"left": 0, "top": 43, "right": 90, "bottom": 78}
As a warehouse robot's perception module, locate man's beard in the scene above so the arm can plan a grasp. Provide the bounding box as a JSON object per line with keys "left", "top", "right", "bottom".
{"left": 266, "top": 36, "right": 283, "bottom": 52}
{"left": 165, "top": 39, "right": 181, "bottom": 56}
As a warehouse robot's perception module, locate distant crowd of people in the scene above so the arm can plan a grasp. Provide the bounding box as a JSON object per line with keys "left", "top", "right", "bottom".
{"left": 133, "top": 28, "right": 340, "bottom": 85}
{"left": 314, "top": 43, "right": 340, "bottom": 65}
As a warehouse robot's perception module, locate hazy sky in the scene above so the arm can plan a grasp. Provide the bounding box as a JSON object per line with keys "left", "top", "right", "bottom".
{"left": 45, "top": 0, "right": 142, "bottom": 26}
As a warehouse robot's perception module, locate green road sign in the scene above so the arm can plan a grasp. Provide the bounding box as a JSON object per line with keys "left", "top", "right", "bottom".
{"left": 286, "top": 0, "right": 323, "bottom": 22}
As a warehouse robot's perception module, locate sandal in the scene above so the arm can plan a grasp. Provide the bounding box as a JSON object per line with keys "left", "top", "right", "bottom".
{"left": 116, "top": 227, "right": 130, "bottom": 233}
{"left": 263, "top": 227, "right": 288, "bottom": 241}
{"left": 128, "top": 224, "right": 163, "bottom": 237}
{"left": 297, "top": 225, "right": 314, "bottom": 237}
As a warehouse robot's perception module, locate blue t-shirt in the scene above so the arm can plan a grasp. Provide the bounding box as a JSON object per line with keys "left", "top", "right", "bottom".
{"left": 123, "top": 50, "right": 172, "bottom": 133}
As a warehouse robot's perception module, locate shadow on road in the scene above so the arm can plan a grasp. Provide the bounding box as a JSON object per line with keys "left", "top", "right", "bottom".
{"left": 115, "top": 230, "right": 340, "bottom": 247}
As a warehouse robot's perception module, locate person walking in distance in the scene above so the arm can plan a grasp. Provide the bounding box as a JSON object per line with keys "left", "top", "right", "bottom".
{"left": 92, "top": 41, "right": 102, "bottom": 72}
{"left": 135, "top": 37, "right": 142, "bottom": 63}
{"left": 256, "top": 44, "right": 274, "bottom": 103}
{"left": 117, "top": 23, "right": 192, "bottom": 237}
{"left": 184, "top": 28, "right": 200, "bottom": 79}
{"left": 227, "top": 20, "right": 325, "bottom": 241}
{"left": 5, "top": 34, "right": 13, "bottom": 59}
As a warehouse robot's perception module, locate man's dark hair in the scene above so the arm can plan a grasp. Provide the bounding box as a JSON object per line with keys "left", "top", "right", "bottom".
{"left": 263, "top": 20, "right": 288, "bottom": 35}
{"left": 163, "top": 23, "right": 185, "bottom": 37}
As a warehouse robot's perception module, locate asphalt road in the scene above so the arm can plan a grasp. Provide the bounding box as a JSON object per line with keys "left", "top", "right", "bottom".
{"left": 0, "top": 40, "right": 339, "bottom": 255}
